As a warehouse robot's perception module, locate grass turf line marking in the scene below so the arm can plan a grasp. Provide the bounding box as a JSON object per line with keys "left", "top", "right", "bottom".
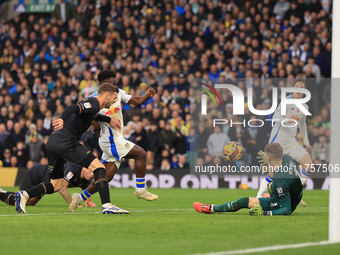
{"left": 0, "top": 208, "right": 194, "bottom": 217}
{"left": 189, "top": 240, "right": 335, "bottom": 255}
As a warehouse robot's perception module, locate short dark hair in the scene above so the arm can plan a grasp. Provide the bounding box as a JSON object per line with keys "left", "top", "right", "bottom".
{"left": 293, "top": 78, "right": 306, "bottom": 87}
{"left": 98, "top": 83, "right": 118, "bottom": 95}
{"left": 97, "top": 70, "right": 116, "bottom": 84}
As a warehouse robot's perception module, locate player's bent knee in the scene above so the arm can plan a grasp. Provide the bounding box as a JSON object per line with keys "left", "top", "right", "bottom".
{"left": 103, "top": 162, "right": 117, "bottom": 182}
{"left": 53, "top": 183, "right": 63, "bottom": 192}
{"left": 248, "top": 197, "right": 260, "bottom": 209}
{"left": 88, "top": 158, "right": 105, "bottom": 172}
{"left": 80, "top": 153, "right": 98, "bottom": 171}
{"left": 138, "top": 147, "right": 146, "bottom": 160}
{"left": 128, "top": 145, "right": 146, "bottom": 160}
{"left": 51, "top": 179, "right": 63, "bottom": 192}
{"left": 107, "top": 174, "right": 114, "bottom": 182}
{"left": 299, "top": 153, "right": 313, "bottom": 166}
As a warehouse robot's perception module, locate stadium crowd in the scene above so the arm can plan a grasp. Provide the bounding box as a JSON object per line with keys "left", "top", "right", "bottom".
{"left": 0, "top": 0, "right": 332, "bottom": 170}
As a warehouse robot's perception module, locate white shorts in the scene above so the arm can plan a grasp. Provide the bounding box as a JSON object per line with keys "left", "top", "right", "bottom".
{"left": 99, "top": 137, "right": 135, "bottom": 168}
{"left": 281, "top": 141, "right": 308, "bottom": 162}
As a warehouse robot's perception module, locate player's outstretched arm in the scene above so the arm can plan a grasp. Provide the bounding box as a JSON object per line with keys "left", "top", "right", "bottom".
{"left": 53, "top": 104, "right": 80, "bottom": 130}
{"left": 58, "top": 180, "right": 73, "bottom": 205}
{"left": 249, "top": 203, "right": 291, "bottom": 216}
{"left": 94, "top": 114, "right": 121, "bottom": 130}
{"left": 128, "top": 87, "right": 156, "bottom": 105}
{"left": 270, "top": 206, "right": 292, "bottom": 215}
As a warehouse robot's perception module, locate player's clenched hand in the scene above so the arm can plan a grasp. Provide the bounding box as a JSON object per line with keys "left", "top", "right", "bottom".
{"left": 146, "top": 87, "right": 156, "bottom": 97}
{"left": 92, "top": 120, "right": 101, "bottom": 137}
{"left": 257, "top": 150, "right": 267, "bottom": 165}
{"left": 306, "top": 144, "right": 312, "bottom": 153}
{"left": 287, "top": 114, "right": 296, "bottom": 124}
{"left": 53, "top": 119, "right": 64, "bottom": 130}
{"left": 249, "top": 204, "right": 263, "bottom": 216}
{"left": 110, "top": 118, "right": 121, "bottom": 130}
{"left": 85, "top": 198, "right": 97, "bottom": 207}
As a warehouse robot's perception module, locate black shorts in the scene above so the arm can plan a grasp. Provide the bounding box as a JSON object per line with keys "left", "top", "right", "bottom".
{"left": 46, "top": 132, "right": 95, "bottom": 179}
{"left": 20, "top": 165, "right": 50, "bottom": 198}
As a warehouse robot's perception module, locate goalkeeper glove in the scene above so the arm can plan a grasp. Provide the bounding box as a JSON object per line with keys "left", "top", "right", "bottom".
{"left": 249, "top": 204, "right": 273, "bottom": 216}
{"left": 249, "top": 204, "right": 263, "bottom": 216}
{"left": 257, "top": 150, "right": 267, "bottom": 165}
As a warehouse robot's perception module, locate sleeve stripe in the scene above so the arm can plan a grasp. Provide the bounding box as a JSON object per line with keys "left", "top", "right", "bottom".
{"left": 77, "top": 104, "right": 82, "bottom": 114}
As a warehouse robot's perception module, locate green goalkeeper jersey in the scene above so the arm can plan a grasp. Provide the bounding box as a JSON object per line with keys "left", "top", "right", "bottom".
{"left": 270, "top": 154, "right": 303, "bottom": 215}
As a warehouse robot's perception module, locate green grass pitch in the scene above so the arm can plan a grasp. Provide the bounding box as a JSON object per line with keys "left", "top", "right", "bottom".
{"left": 0, "top": 188, "right": 339, "bottom": 255}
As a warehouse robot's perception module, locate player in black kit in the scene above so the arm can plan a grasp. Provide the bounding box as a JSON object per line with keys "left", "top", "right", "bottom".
{"left": 14, "top": 83, "right": 129, "bottom": 214}
{"left": 0, "top": 163, "right": 96, "bottom": 207}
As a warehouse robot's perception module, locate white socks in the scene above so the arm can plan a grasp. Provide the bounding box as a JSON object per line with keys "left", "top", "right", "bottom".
{"left": 300, "top": 168, "right": 310, "bottom": 185}
{"left": 256, "top": 174, "right": 273, "bottom": 198}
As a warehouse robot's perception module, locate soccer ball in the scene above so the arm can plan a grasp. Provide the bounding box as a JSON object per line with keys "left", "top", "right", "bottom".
{"left": 223, "top": 142, "right": 243, "bottom": 161}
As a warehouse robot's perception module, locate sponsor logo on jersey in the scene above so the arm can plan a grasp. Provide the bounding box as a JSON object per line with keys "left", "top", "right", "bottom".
{"left": 105, "top": 106, "right": 120, "bottom": 116}
{"left": 84, "top": 102, "right": 92, "bottom": 109}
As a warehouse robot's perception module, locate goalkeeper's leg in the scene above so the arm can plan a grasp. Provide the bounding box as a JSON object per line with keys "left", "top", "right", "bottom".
{"left": 194, "top": 197, "right": 257, "bottom": 214}
{"left": 212, "top": 197, "right": 252, "bottom": 212}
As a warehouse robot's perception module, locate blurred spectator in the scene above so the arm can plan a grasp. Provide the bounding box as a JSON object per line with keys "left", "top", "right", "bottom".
{"left": 177, "top": 155, "right": 189, "bottom": 169}
{"left": 207, "top": 126, "right": 230, "bottom": 157}
{"left": 25, "top": 123, "right": 43, "bottom": 145}
{"left": 52, "top": 0, "right": 75, "bottom": 24}
{"left": 157, "top": 121, "right": 176, "bottom": 152}
{"left": 197, "top": 123, "right": 209, "bottom": 158}
{"left": 0, "top": 123, "right": 9, "bottom": 156}
{"left": 130, "top": 122, "right": 147, "bottom": 149}
{"left": 161, "top": 158, "right": 171, "bottom": 171}
{"left": 312, "top": 134, "right": 330, "bottom": 163}
{"left": 2, "top": 149, "right": 11, "bottom": 167}
{"left": 10, "top": 156, "right": 18, "bottom": 167}
{"left": 146, "top": 121, "right": 160, "bottom": 158}
{"left": 14, "top": 141, "right": 28, "bottom": 167}
{"left": 26, "top": 160, "right": 34, "bottom": 169}
{"left": 27, "top": 131, "right": 44, "bottom": 164}
{"left": 8, "top": 122, "right": 25, "bottom": 149}
{"left": 171, "top": 116, "right": 188, "bottom": 155}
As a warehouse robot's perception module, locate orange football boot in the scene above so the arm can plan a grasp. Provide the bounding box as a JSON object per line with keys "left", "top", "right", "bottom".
{"left": 193, "top": 202, "right": 214, "bottom": 214}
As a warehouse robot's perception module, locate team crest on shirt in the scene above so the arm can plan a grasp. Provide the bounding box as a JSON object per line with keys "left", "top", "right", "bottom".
{"left": 277, "top": 187, "right": 284, "bottom": 196}
{"left": 125, "top": 143, "right": 130, "bottom": 148}
{"left": 84, "top": 102, "right": 92, "bottom": 109}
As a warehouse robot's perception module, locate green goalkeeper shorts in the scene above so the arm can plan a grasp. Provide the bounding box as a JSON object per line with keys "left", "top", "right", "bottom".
{"left": 259, "top": 197, "right": 282, "bottom": 211}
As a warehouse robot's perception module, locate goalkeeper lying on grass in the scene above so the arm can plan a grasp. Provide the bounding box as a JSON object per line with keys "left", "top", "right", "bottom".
{"left": 193, "top": 143, "right": 303, "bottom": 216}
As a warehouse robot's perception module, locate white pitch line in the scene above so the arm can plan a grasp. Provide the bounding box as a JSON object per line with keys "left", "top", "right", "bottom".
{"left": 0, "top": 208, "right": 193, "bottom": 217}
{"left": 189, "top": 240, "right": 336, "bottom": 255}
